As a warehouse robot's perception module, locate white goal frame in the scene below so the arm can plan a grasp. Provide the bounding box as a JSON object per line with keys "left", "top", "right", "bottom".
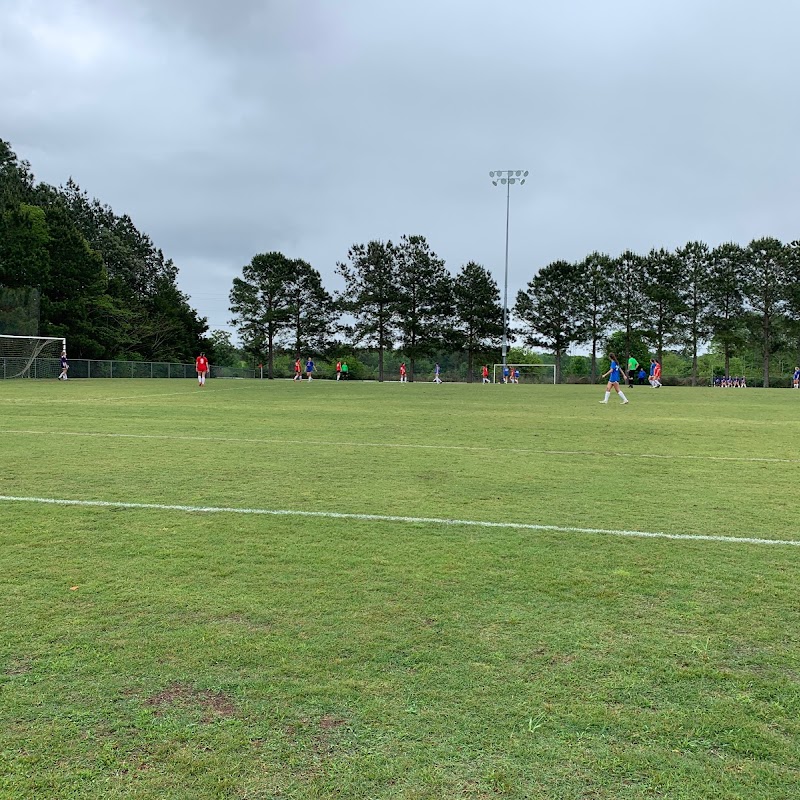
{"left": 492, "top": 363, "right": 556, "bottom": 384}
{"left": 0, "top": 334, "right": 67, "bottom": 379}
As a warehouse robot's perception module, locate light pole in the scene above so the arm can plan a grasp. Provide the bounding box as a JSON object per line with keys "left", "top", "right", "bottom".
{"left": 489, "top": 170, "right": 527, "bottom": 373}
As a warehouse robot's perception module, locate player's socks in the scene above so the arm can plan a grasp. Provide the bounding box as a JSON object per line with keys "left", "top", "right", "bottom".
{"left": 619, "top": 391, "right": 628, "bottom": 403}
{"left": 601, "top": 391, "right": 610, "bottom": 403}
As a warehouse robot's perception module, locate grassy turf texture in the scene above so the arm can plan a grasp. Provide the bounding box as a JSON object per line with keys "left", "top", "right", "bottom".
{"left": 1, "top": 378, "right": 799, "bottom": 799}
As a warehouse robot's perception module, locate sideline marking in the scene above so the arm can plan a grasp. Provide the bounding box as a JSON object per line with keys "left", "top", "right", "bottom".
{"left": 0, "top": 494, "right": 797, "bottom": 547}
{"left": 1, "top": 429, "right": 799, "bottom": 464}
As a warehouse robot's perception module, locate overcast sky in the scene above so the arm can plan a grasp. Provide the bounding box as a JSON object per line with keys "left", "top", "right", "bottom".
{"left": 3, "top": 0, "right": 799, "bottom": 338}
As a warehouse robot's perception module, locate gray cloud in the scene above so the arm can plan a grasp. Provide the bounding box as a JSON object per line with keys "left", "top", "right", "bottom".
{"left": 3, "top": 0, "right": 799, "bottom": 337}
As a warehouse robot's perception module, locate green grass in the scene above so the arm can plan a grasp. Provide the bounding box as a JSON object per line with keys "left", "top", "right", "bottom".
{"left": 1, "top": 378, "right": 799, "bottom": 799}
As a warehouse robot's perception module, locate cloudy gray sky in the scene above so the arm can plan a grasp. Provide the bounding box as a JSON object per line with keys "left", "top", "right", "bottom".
{"left": 3, "top": 0, "right": 799, "bottom": 338}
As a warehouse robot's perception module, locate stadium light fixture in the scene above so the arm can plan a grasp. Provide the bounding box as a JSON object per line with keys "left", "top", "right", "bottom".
{"left": 489, "top": 170, "right": 528, "bottom": 373}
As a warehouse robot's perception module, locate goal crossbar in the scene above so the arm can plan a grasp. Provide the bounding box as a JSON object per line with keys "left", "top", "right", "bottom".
{"left": 492, "top": 363, "right": 556, "bottom": 384}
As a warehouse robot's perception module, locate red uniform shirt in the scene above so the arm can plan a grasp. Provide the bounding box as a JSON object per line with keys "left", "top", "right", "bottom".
{"left": 196, "top": 356, "right": 208, "bottom": 372}
{"left": 295, "top": 360, "right": 301, "bottom": 373}
{"left": 482, "top": 366, "right": 488, "bottom": 377}
{"left": 400, "top": 364, "right": 406, "bottom": 375}
{"left": 654, "top": 363, "right": 661, "bottom": 378}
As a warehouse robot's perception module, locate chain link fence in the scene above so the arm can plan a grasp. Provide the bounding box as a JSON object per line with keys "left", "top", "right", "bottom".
{"left": 2, "top": 357, "right": 257, "bottom": 380}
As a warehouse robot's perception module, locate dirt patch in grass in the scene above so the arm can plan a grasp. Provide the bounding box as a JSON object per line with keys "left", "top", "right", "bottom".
{"left": 5, "top": 657, "right": 32, "bottom": 676}
{"left": 145, "top": 682, "right": 237, "bottom": 722}
{"left": 319, "top": 715, "right": 345, "bottom": 731}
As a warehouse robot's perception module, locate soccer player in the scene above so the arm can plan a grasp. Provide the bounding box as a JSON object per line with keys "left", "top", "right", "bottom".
{"left": 341, "top": 361, "right": 349, "bottom": 379}
{"left": 293, "top": 358, "right": 302, "bottom": 381}
{"left": 482, "top": 365, "right": 490, "bottom": 384}
{"left": 305, "top": 357, "right": 316, "bottom": 381}
{"left": 600, "top": 353, "right": 629, "bottom": 404}
{"left": 652, "top": 360, "right": 662, "bottom": 388}
{"left": 433, "top": 363, "right": 442, "bottom": 383}
{"left": 400, "top": 362, "right": 407, "bottom": 382}
{"left": 794, "top": 366, "right": 800, "bottom": 389}
{"left": 58, "top": 349, "right": 69, "bottom": 380}
{"left": 502, "top": 365, "right": 510, "bottom": 384}
{"left": 195, "top": 352, "right": 209, "bottom": 386}
{"left": 648, "top": 358, "right": 657, "bottom": 387}
{"left": 513, "top": 368, "right": 520, "bottom": 384}
{"left": 335, "top": 360, "right": 342, "bottom": 381}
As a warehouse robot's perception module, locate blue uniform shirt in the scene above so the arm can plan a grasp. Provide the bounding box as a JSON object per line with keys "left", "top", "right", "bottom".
{"left": 609, "top": 361, "right": 621, "bottom": 382}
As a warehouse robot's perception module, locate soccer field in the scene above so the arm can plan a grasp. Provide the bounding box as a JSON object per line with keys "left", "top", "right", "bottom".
{"left": 1, "top": 379, "right": 799, "bottom": 799}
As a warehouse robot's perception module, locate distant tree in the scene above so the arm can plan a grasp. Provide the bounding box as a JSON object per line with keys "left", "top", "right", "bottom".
{"left": 38, "top": 203, "right": 108, "bottom": 357}
{"left": 0, "top": 203, "right": 51, "bottom": 291}
{"left": 604, "top": 330, "right": 650, "bottom": 376}
{"left": 284, "top": 259, "right": 338, "bottom": 357}
{"left": 642, "top": 247, "right": 684, "bottom": 364}
{"left": 514, "top": 260, "right": 585, "bottom": 383}
{"left": 336, "top": 240, "right": 398, "bottom": 382}
{"left": 395, "top": 235, "right": 453, "bottom": 380}
{"left": 0, "top": 139, "right": 35, "bottom": 207}
{"left": 575, "top": 251, "right": 613, "bottom": 382}
{"left": 675, "top": 241, "right": 712, "bottom": 386}
{"left": 707, "top": 242, "right": 746, "bottom": 378}
{"left": 452, "top": 261, "right": 504, "bottom": 382}
{"left": 610, "top": 250, "right": 647, "bottom": 369}
{"left": 208, "top": 329, "right": 241, "bottom": 367}
{"left": 742, "top": 237, "right": 787, "bottom": 387}
{"left": 784, "top": 240, "right": 800, "bottom": 366}
{"left": 229, "top": 252, "right": 294, "bottom": 378}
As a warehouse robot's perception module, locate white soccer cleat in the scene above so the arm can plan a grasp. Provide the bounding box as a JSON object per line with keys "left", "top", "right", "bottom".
{"left": 599, "top": 400, "right": 607, "bottom": 404}
{"left": 622, "top": 400, "right": 629, "bottom": 404}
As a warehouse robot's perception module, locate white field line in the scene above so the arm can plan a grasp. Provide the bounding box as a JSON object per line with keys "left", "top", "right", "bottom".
{"left": 0, "top": 494, "right": 797, "bottom": 547}
{"left": 1, "top": 428, "right": 799, "bottom": 465}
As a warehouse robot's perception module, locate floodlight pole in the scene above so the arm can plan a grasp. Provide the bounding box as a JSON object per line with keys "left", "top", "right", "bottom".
{"left": 489, "top": 170, "right": 527, "bottom": 372}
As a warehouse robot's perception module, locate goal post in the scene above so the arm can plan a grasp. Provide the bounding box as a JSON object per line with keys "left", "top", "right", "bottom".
{"left": 0, "top": 335, "right": 66, "bottom": 379}
{"left": 492, "top": 363, "right": 556, "bottom": 384}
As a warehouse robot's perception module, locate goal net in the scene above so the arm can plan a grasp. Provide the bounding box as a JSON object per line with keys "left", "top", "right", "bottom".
{"left": 492, "top": 363, "right": 556, "bottom": 384}
{"left": 0, "top": 335, "right": 66, "bottom": 379}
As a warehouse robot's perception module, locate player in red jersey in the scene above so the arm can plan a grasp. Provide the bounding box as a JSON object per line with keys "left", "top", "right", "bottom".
{"left": 482, "top": 365, "right": 490, "bottom": 383}
{"left": 293, "top": 358, "right": 302, "bottom": 381}
{"left": 336, "top": 360, "right": 342, "bottom": 381}
{"left": 652, "top": 360, "right": 662, "bottom": 388}
{"left": 195, "top": 352, "right": 209, "bottom": 386}
{"left": 399, "top": 362, "right": 407, "bottom": 382}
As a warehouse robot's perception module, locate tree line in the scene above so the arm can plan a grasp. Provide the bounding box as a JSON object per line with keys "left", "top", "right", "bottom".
{"left": 516, "top": 241, "right": 800, "bottom": 387}
{"left": 0, "top": 140, "right": 207, "bottom": 360}
{"left": 232, "top": 238, "right": 800, "bottom": 387}
{"left": 229, "top": 236, "right": 505, "bottom": 381}
{"left": 4, "top": 138, "right": 798, "bottom": 384}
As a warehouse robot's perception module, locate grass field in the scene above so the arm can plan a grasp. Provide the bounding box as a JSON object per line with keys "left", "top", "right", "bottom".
{"left": 1, "top": 377, "right": 799, "bottom": 799}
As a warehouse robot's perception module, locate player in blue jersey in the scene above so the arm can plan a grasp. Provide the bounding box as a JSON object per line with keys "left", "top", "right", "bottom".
{"left": 794, "top": 367, "right": 800, "bottom": 389}
{"left": 58, "top": 349, "right": 69, "bottom": 380}
{"left": 599, "top": 353, "right": 629, "bottom": 404}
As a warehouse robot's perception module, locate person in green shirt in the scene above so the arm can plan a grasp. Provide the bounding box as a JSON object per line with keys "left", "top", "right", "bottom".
{"left": 340, "top": 361, "right": 349, "bottom": 380}
{"left": 626, "top": 356, "right": 639, "bottom": 388}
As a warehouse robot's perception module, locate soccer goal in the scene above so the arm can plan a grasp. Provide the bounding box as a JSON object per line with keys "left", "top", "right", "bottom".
{"left": 0, "top": 335, "right": 66, "bottom": 379}
{"left": 492, "top": 363, "right": 556, "bottom": 384}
